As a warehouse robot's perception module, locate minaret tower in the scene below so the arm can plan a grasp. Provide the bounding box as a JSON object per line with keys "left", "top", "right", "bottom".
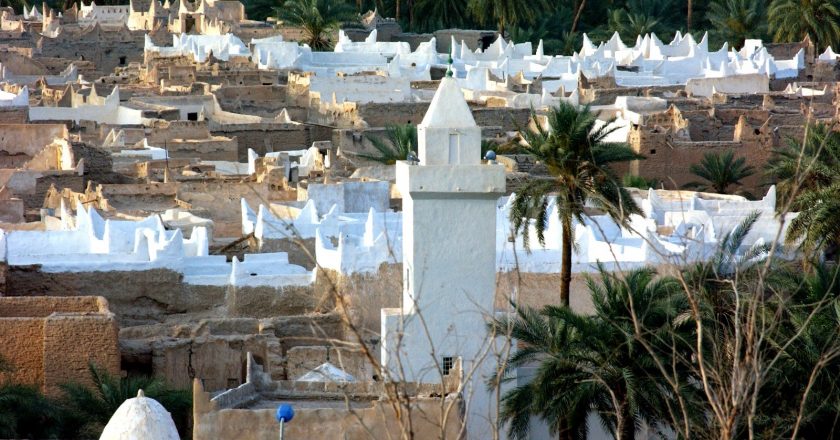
{"left": 381, "top": 75, "right": 505, "bottom": 439}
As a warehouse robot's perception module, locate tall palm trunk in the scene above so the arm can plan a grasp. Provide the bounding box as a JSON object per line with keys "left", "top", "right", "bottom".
{"left": 407, "top": 0, "right": 413, "bottom": 30}
{"left": 560, "top": 214, "right": 572, "bottom": 307}
{"left": 395, "top": 0, "right": 399, "bottom": 20}
{"left": 571, "top": 0, "right": 586, "bottom": 33}
{"left": 617, "top": 403, "right": 635, "bottom": 440}
{"left": 686, "top": 0, "right": 692, "bottom": 32}
{"left": 558, "top": 417, "right": 574, "bottom": 440}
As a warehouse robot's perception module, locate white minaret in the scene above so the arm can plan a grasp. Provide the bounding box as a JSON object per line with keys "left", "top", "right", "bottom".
{"left": 381, "top": 76, "right": 505, "bottom": 439}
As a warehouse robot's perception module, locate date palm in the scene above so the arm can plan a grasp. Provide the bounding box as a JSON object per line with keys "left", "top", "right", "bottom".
{"left": 275, "top": 0, "right": 356, "bottom": 51}
{"left": 707, "top": 0, "right": 767, "bottom": 48}
{"left": 491, "top": 267, "right": 688, "bottom": 440}
{"left": 0, "top": 354, "right": 62, "bottom": 439}
{"left": 684, "top": 150, "right": 755, "bottom": 195}
{"left": 355, "top": 123, "right": 417, "bottom": 165}
{"left": 607, "top": 0, "right": 678, "bottom": 43}
{"left": 623, "top": 173, "right": 660, "bottom": 189}
{"left": 60, "top": 363, "right": 191, "bottom": 438}
{"left": 768, "top": 0, "right": 840, "bottom": 49}
{"left": 412, "top": 0, "right": 469, "bottom": 32}
{"left": 746, "top": 262, "right": 840, "bottom": 438}
{"left": 766, "top": 123, "right": 840, "bottom": 259}
{"left": 510, "top": 102, "right": 642, "bottom": 307}
{"left": 467, "top": 0, "right": 550, "bottom": 37}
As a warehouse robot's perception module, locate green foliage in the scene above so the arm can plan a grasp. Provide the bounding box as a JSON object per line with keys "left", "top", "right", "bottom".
{"left": 0, "top": 354, "right": 62, "bottom": 439}
{"left": 510, "top": 101, "right": 642, "bottom": 306}
{"left": 492, "top": 267, "right": 691, "bottom": 439}
{"left": 411, "top": 0, "right": 470, "bottom": 33}
{"left": 467, "top": 0, "right": 551, "bottom": 36}
{"left": 0, "top": 383, "right": 63, "bottom": 439}
{"left": 0, "top": 358, "right": 191, "bottom": 439}
{"left": 496, "top": 206, "right": 840, "bottom": 438}
{"left": 356, "top": 123, "right": 417, "bottom": 164}
{"left": 706, "top": 0, "right": 767, "bottom": 48}
{"left": 481, "top": 138, "right": 523, "bottom": 157}
{"left": 622, "top": 173, "right": 659, "bottom": 189}
{"left": 766, "top": 122, "right": 840, "bottom": 258}
{"left": 59, "top": 364, "right": 192, "bottom": 439}
{"left": 769, "top": 0, "right": 840, "bottom": 49}
{"left": 604, "top": 0, "right": 680, "bottom": 43}
{"left": 244, "top": 0, "right": 278, "bottom": 21}
{"left": 684, "top": 149, "right": 755, "bottom": 195}
{"left": 274, "top": 0, "right": 357, "bottom": 50}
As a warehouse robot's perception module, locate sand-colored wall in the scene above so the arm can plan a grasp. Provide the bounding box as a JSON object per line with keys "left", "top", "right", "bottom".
{"left": 496, "top": 271, "right": 596, "bottom": 315}
{"left": 42, "top": 313, "right": 120, "bottom": 396}
{"left": 0, "top": 296, "right": 120, "bottom": 397}
{"left": 194, "top": 395, "right": 464, "bottom": 440}
{"left": 0, "top": 124, "right": 67, "bottom": 156}
{"left": 0, "top": 295, "right": 106, "bottom": 317}
{"left": 0, "top": 318, "right": 45, "bottom": 388}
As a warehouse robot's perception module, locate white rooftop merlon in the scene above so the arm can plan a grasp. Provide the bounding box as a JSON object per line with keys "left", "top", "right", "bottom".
{"left": 2, "top": 202, "right": 313, "bottom": 288}
{"left": 145, "top": 33, "right": 250, "bottom": 62}
{"left": 0, "top": 86, "right": 27, "bottom": 107}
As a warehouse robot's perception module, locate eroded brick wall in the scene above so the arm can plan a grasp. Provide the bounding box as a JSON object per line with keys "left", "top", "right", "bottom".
{"left": 0, "top": 296, "right": 120, "bottom": 397}
{"left": 42, "top": 313, "right": 120, "bottom": 396}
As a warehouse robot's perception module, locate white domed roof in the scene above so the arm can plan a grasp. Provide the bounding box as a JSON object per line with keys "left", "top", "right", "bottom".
{"left": 99, "top": 390, "right": 180, "bottom": 440}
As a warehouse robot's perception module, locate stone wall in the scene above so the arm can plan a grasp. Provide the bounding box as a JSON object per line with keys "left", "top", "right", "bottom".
{"left": 227, "top": 284, "right": 324, "bottom": 318}
{"left": 37, "top": 27, "right": 149, "bottom": 76}
{"left": 42, "top": 312, "right": 120, "bottom": 396}
{"left": 210, "top": 123, "right": 313, "bottom": 160}
{"left": 31, "top": 173, "right": 84, "bottom": 210}
{"left": 5, "top": 267, "right": 225, "bottom": 326}
{"left": 193, "top": 376, "right": 465, "bottom": 440}
{"left": 0, "top": 318, "right": 44, "bottom": 389}
{"left": 285, "top": 345, "right": 372, "bottom": 382}
{"left": 146, "top": 120, "right": 212, "bottom": 144}
{"left": 0, "top": 296, "right": 120, "bottom": 397}
{"left": 0, "top": 124, "right": 67, "bottom": 157}
{"left": 0, "top": 107, "right": 28, "bottom": 123}
{"left": 121, "top": 312, "right": 349, "bottom": 389}
{"left": 319, "top": 265, "right": 401, "bottom": 338}
{"left": 167, "top": 137, "right": 239, "bottom": 161}
{"left": 176, "top": 180, "right": 271, "bottom": 238}
{"left": 213, "top": 85, "right": 306, "bottom": 119}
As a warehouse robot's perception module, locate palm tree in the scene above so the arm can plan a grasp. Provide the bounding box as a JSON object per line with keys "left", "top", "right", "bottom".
{"left": 0, "top": 383, "right": 61, "bottom": 439}
{"left": 510, "top": 102, "right": 642, "bottom": 306}
{"left": 766, "top": 263, "right": 840, "bottom": 438}
{"left": 768, "top": 0, "right": 840, "bottom": 49}
{"left": 355, "top": 124, "right": 417, "bottom": 165}
{"left": 684, "top": 150, "right": 755, "bottom": 195}
{"left": 687, "top": 0, "right": 693, "bottom": 31}
{"left": 623, "top": 173, "right": 660, "bottom": 189}
{"left": 0, "top": 355, "right": 62, "bottom": 439}
{"left": 244, "top": 0, "right": 278, "bottom": 21}
{"left": 706, "top": 0, "right": 767, "bottom": 48}
{"left": 412, "top": 0, "right": 469, "bottom": 32}
{"left": 60, "top": 364, "right": 191, "bottom": 438}
{"left": 275, "top": 0, "right": 357, "bottom": 51}
{"left": 766, "top": 123, "right": 840, "bottom": 259}
{"left": 467, "top": 0, "right": 550, "bottom": 37}
{"left": 491, "top": 267, "right": 688, "bottom": 440}
{"left": 607, "top": 0, "right": 678, "bottom": 43}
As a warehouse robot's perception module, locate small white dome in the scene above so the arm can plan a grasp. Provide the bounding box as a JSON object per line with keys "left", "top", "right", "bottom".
{"left": 99, "top": 389, "right": 180, "bottom": 440}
